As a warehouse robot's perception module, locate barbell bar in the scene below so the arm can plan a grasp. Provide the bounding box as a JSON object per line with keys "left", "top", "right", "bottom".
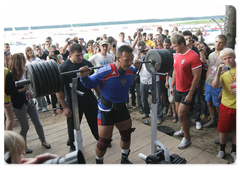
{"left": 15, "top": 49, "right": 173, "bottom": 98}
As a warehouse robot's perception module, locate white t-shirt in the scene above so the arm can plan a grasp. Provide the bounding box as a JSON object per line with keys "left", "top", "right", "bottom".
{"left": 116, "top": 41, "right": 131, "bottom": 51}
{"left": 88, "top": 53, "right": 115, "bottom": 66}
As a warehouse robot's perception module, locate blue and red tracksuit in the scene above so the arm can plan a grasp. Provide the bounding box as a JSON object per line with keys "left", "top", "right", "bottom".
{"left": 80, "top": 63, "right": 138, "bottom": 112}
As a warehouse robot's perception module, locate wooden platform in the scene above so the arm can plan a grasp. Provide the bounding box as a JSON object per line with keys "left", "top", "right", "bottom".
{"left": 24, "top": 116, "right": 229, "bottom": 164}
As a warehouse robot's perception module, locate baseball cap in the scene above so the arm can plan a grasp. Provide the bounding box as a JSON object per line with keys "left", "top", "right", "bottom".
{"left": 100, "top": 40, "right": 109, "bottom": 46}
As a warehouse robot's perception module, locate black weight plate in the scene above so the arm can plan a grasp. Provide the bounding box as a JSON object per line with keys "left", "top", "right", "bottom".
{"left": 45, "top": 60, "right": 59, "bottom": 94}
{"left": 37, "top": 62, "right": 50, "bottom": 96}
{"left": 50, "top": 60, "right": 62, "bottom": 93}
{"left": 157, "top": 126, "right": 174, "bottom": 136}
{"left": 145, "top": 49, "right": 162, "bottom": 73}
{"left": 25, "top": 64, "right": 38, "bottom": 98}
{"left": 146, "top": 155, "right": 159, "bottom": 164}
{"left": 42, "top": 61, "right": 55, "bottom": 95}
{"left": 155, "top": 49, "right": 173, "bottom": 73}
{"left": 31, "top": 63, "right": 44, "bottom": 97}
{"left": 49, "top": 60, "right": 62, "bottom": 93}
{"left": 34, "top": 63, "right": 48, "bottom": 97}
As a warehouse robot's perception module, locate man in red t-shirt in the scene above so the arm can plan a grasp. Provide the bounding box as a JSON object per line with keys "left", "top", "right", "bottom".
{"left": 170, "top": 33, "right": 202, "bottom": 149}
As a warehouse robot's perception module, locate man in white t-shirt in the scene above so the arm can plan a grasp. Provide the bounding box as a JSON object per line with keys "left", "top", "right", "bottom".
{"left": 89, "top": 40, "right": 115, "bottom": 67}
{"left": 117, "top": 32, "right": 131, "bottom": 50}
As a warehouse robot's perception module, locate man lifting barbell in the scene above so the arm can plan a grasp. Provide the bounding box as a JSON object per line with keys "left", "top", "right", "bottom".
{"left": 79, "top": 45, "right": 141, "bottom": 164}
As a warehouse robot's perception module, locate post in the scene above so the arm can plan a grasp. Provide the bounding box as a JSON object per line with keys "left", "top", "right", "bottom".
{"left": 151, "top": 71, "right": 157, "bottom": 155}
{"left": 70, "top": 78, "right": 83, "bottom": 152}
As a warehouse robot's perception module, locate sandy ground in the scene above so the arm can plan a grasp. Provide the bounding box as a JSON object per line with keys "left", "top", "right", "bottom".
{"left": 11, "top": 96, "right": 233, "bottom": 164}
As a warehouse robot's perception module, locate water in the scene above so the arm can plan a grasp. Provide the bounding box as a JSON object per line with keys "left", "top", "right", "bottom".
{"left": 4, "top": 20, "right": 222, "bottom": 54}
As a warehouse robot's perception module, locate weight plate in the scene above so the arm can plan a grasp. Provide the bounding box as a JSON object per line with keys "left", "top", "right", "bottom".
{"left": 44, "top": 61, "right": 58, "bottom": 95}
{"left": 50, "top": 60, "right": 62, "bottom": 93}
{"left": 145, "top": 49, "right": 162, "bottom": 73}
{"left": 42, "top": 61, "right": 55, "bottom": 95}
{"left": 157, "top": 126, "right": 174, "bottom": 136}
{"left": 31, "top": 63, "right": 44, "bottom": 97}
{"left": 146, "top": 155, "right": 159, "bottom": 164}
{"left": 38, "top": 62, "right": 51, "bottom": 96}
{"left": 155, "top": 49, "right": 173, "bottom": 73}
{"left": 47, "top": 60, "right": 61, "bottom": 94}
{"left": 25, "top": 64, "right": 38, "bottom": 98}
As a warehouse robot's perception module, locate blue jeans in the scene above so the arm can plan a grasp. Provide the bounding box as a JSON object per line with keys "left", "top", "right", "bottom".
{"left": 140, "top": 81, "right": 163, "bottom": 121}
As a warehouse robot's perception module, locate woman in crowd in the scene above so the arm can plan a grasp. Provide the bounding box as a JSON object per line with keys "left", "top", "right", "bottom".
{"left": 5, "top": 53, "right": 51, "bottom": 154}
{"left": 4, "top": 67, "right": 15, "bottom": 130}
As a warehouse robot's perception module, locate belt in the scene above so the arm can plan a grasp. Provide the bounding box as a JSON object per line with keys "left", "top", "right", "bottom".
{"left": 101, "top": 97, "right": 126, "bottom": 110}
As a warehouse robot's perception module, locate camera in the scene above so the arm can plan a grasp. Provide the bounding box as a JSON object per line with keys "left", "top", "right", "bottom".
{"left": 189, "top": 39, "right": 194, "bottom": 44}
{"left": 112, "top": 43, "right": 116, "bottom": 48}
{"left": 138, "top": 28, "right": 143, "bottom": 32}
{"left": 72, "top": 40, "right": 79, "bottom": 44}
{"left": 222, "top": 66, "right": 231, "bottom": 71}
{"left": 3, "top": 51, "right": 11, "bottom": 55}
{"left": 140, "top": 47, "right": 146, "bottom": 53}
{"left": 52, "top": 50, "right": 60, "bottom": 55}
{"left": 42, "top": 150, "right": 85, "bottom": 164}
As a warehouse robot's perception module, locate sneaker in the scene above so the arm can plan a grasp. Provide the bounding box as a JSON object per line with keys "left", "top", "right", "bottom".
{"left": 52, "top": 110, "right": 57, "bottom": 116}
{"left": 96, "top": 158, "right": 104, "bottom": 164}
{"left": 42, "top": 107, "right": 48, "bottom": 112}
{"left": 37, "top": 107, "right": 42, "bottom": 111}
{"left": 230, "top": 152, "right": 236, "bottom": 162}
{"left": 178, "top": 137, "right": 191, "bottom": 149}
{"left": 203, "top": 118, "right": 217, "bottom": 128}
{"left": 174, "top": 129, "right": 184, "bottom": 137}
{"left": 216, "top": 151, "right": 225, "bottom": 159}
{"left": 163, "top": 107, "right": 168, "bottom": 115}
{"left": 167, "top": 109, "right": 173, "bottom": 117}
{"left": 121, "top": 153, "right": 133, "bottom": 165}
{"left": 196, "top": 122, "right": 202, "bottom": 130}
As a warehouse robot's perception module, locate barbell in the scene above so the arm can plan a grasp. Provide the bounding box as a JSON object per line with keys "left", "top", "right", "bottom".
{"left": 15, "top": 49, "right": 173, "bottom": 98}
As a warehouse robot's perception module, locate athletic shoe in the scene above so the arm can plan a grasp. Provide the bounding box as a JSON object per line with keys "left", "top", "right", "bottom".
{"left": 52, "top": 110, "right": 57, "bottom": 116}
{"left": 121, "top": 153, "right": 133, "bottom": 165}
{"left": 174, "top": 129, "right": 184, "bottom": 137}
{"left": 203, "top": 118, "right": 217, "bottom": 128}
{"left": 230, "top": 152, "right": 236, "bottom": 162}
{"left": 37, "top": 107, "right": 42, "bottom": 111}
{"left": 96, "top": 158, "right": 104, "bottom": 164}
{"left": 178, "top": 137, "right": 191, "bottom": 149}
{"left": 163, "top": 107, "right": 168, "bottom": 115}
{"left": 42, "top": 107, "right": 48, "bottom": 112}
{"left": 196, "top": 122, "right": 202, "bottom": 130}
{"left": 216, "top": 151, "right": 225, "bottom": 159}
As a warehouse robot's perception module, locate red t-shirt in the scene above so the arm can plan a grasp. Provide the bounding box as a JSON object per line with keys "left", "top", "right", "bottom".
{"left": 173, "top": 49, "right": 202, "bottom": 92}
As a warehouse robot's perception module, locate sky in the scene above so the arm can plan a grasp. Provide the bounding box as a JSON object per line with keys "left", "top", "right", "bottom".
{"left": 2, "top": 0, "right": 232, "bottom": 28}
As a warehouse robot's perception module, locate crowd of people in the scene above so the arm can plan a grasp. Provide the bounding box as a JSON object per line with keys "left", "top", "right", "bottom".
{"left": 4, "top": 26, "right": 236, "bottom": 164}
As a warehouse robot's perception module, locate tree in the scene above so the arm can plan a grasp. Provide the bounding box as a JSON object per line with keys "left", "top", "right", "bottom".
{"left": 224, "top": 5, "right": 236, "bottom": 49}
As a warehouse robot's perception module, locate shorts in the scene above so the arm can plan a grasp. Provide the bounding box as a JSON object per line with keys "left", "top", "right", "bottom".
{"left": 97, "top": 106, "right": 130, "bottom": 126}
{"left": 174, "top": 89, "right": 197, "bottom": 106}
{"left": 167, "top": 77, "right": 175, "bottom": 103}
{"left": 205, "top": 83, "right": 222, "bottom": 107}
{"left": 217, "top": 103, "right": 236, "bottom": 133}
{"left": 4, "top": 102, "right": 11, "bottom": 108}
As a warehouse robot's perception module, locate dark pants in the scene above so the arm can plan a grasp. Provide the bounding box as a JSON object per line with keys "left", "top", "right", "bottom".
{"left": 135, "top": 82, "right": 142, "bottom": 108}
{"left": 126, "top": 83, "right": 136, "bottom": 106}
{"left": 67, "top": 102, "right": 99, "bottom": 150}
{"left": 194, "top": 79, "right": 208, "bottom": 122}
